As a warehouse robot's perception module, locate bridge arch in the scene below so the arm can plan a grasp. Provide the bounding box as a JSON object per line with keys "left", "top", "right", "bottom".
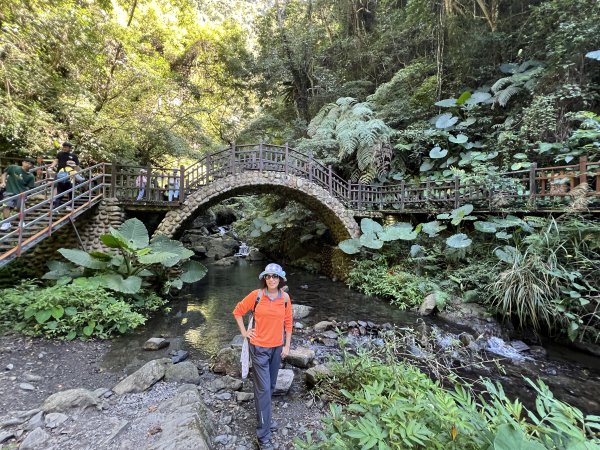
{"left": 153, "top": 171, "right": 360, "bottom": 242}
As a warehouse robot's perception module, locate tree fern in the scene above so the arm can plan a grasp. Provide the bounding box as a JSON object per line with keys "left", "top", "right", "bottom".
{"left": 303, "top": 96, "right": 393, "bottom": 181}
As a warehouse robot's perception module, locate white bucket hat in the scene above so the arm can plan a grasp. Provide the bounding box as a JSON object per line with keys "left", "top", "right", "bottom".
{"left": 259, "top": 263, "right": 286, "bottom": 281}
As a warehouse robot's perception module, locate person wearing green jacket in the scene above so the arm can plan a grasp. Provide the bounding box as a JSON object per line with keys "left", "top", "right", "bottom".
{"left": 0, "top": 158, "right": 35, "bottom": 231}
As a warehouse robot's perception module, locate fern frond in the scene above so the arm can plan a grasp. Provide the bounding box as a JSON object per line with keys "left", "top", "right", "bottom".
{"left": 359, "top": 164, "right": 377, "bottom": 184}
{"left": 336, "top": 97, "right": 358, "bottom": 107}
{"left": 375, "top": 142, "right": 392, "bottom": 176}
{"left": 356, "top": 143, "right": 373, "bottom": 171}
{"left": 307, "top": 103, "right": 336, "bottom": 137}
{"left": 496, "top": 85, "right": 521, "bottom": 107}
{"left": 351, "top": 102, "right": 374, "bottom": 118}
{"left": 491, "top": 77, "right": 513, "bottom": 94}
{"left": 337, "top": 128, "right": 358, "bottom": 160}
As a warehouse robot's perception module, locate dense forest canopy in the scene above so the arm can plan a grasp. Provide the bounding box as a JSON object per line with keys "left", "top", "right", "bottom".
{"left": 0, "top": 0, "right": 598, "bottom": 175}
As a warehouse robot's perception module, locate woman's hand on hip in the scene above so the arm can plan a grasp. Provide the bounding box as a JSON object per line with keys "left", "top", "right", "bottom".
{"left": 244, "top": 329, "right": 256, "bottom": 340}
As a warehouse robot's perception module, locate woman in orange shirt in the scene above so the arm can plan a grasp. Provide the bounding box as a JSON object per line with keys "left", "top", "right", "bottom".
{"left": 233, "top": 263, "right": 293, "bottom": 450}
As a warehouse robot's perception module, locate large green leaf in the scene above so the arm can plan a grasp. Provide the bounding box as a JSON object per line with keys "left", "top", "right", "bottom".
{"left": 339, "top": 238, "right": 362, "bottom": 254}
{"left": 94, "top": 274, "right": 142, "bottom": 294}
{"left": 450, "top": 204, "right": 474, "bottom": 225}
{"left": 429, "top": 147, "right": 448, "bottom": 159}
{"left": 378, "top": 223, "right": 417, "bottom": 241}
{"left": 35, "top": 310, "right": 52, "bottom": 324}
{"left": 434, "top": 98, "right": 456, "bottom": 107}
{"left": 149, "top": 236, "right": 193, "bottom": 267}
{"left": 495, "top": 246, "right": 519, "bottom": 264}
{"left": 42, "top": 260, "right": 78, "bottom": 280}
{"left": 420, "top": 160, "right": 434, "bottom": 171}
{"left": 117, "top": 218, "right": 149, "bottom": 250}
{"left": 100, "top": 234, "right": 123, "bottom": 249}
{"left": 360, "top": 232, "right": 383, "bottom": 249}
{"left": 449, "top": 134, "right": 468, "bottom": 144}
{"left": 435, "top": 113, "right": 458, "bottom": 129}
{"left": 360, "top": 218, "right": 383, "bottom": 234}
{"left": 446, "top": 233, "right": 472, "bottom": 248}
{"left": 474, "top": 221, "right": 497, "bottom": 233}
{"left": 179, "top": 260, "right": 208, "bottom": 284}
{"left": 138, "top": 252, "right": 180, "bottom": 265}
{"left": 58, "top": 249, "right": 108, "bottom": 270}
{"left": 421, "top": 221, "right": 446, "bottom": 237}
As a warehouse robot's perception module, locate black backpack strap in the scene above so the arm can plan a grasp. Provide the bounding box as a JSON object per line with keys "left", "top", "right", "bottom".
{"left": 252, "top": 289, "right": 263, "bottom": 314}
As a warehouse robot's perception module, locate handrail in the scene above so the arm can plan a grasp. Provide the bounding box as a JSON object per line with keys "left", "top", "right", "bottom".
{"left": 1, "top": 145, "right": 598, "bottom": 267}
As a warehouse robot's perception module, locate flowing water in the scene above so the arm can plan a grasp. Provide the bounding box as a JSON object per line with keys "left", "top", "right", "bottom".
{"left": 102, "top": 260, "right": 600, "bottom": 415}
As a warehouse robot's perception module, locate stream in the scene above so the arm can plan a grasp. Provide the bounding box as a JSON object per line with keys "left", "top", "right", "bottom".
{"left": 102, "top": 261, "right": 600, "bottom": 415}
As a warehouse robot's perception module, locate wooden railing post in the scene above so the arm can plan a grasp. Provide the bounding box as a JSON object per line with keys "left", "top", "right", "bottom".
{"left": 259, "top": 141, "right": 263, "bottom": 172}
{"left": 529, "top": 162, "right": 537, "bottom": 206}
{"left": 347, "top": 179, "right": 351, "bottom": 206}
{"left": 328, "top": 165, "right": 333, "bottom": 195}
{"left": 400, "top": 180, "right": 405, "bottom": 211}
{"left": 579, "top": 155, "right": 588, "bottom": 185}
{"left": 206, "top": 154, "right": 211, "bottom": 184}
{"left": 146, "top": 165, "right": 152, "bottom": 201}
{"left": 453, "top": 175, "right": 460, "bottom": 208}
{"left": 110, "top": 161, "right": 117, "bottom": 198}
{"left": 285, "top": 143, "right": 289, "bottom": 176}
{"left": 16, "top": 193, "right": 26, "bottom": 256}
{"left": 308, "top": 151, "right": 313, "bottom": 182}
{"left": 230, "top": 143, "right": 236, "bottom": 175}
{"left": 179, "top": 165, "right": 186, "bottom": 203}
{"left": 357, "top": 183, "right": 363, "bottom": 210}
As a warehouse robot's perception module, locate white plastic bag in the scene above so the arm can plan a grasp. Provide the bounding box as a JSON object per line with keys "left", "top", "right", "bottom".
{"left": 240, "top": 316, "right": 253, "bottom": 379}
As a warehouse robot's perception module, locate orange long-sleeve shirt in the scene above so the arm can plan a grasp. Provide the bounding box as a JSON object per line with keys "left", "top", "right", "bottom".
{"left": 233, "top": 289, "right": 293, "bottom": 348}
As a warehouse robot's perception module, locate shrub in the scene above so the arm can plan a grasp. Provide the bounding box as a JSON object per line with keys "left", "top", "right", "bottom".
{"left": 0, "top": 280, "right": 165, "bottom": 339}
{"left": 296, "top": 344, "right": 600, "bottom": 449}
{"left": 347, "top": 259, "right": 438, "bottom": 309}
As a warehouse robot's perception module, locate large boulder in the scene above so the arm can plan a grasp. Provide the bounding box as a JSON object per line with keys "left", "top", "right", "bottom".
{"left": 19, "top": 427, "right": 49, "bottom": 450}
{"left": 285, "top": 347, "right": 315, "bottom": 369}
{"left": 191, "top": 236, "right": 239, "bottom": 260}
{"left": 305, "top": 364, "right": 333, "bottom": 388}
{"left": 246, "top": 248, "right": 265, "bottom": 261}
{"left": 418, "top": 294, "right": 437, "bottom": 316}
{"left": 138, "top": 385, "right": 214, "bottom": 450}
{"left": 211, "top": 347, "right": 242, "bottom": 377}
{"left": 164, "top": 361, "right": 201, "bottom": 384}
{"left": 292, "top": 304, "right": 313, "bottom": 320}
{"left": 42, "top": 388, "right": 100, "bottom": 413}
{"left": 274, "top": 369, "right": 294, "bottom": 395}
{"left": 113, "top": 358, "right": 171, "bottom": 395}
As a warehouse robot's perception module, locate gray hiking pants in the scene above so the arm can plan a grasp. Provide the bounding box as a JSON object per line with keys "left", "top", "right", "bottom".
{"left": 250, "top": 344, "right": 282, "bottom": 443}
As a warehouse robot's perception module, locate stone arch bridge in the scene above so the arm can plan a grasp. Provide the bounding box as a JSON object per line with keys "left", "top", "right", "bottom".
{"left": 0, "top": 143, "right": 598, "bottom": 271}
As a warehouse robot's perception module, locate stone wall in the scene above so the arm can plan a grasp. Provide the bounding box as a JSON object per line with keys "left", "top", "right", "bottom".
{"left": 79, "top": 198, "right": 126, "bottom": 252}
{"left": 0, "top": 199, "right": 125, "bottom": 283}
{"left": 154, "top": 172, "right": 361, "bottom": 243}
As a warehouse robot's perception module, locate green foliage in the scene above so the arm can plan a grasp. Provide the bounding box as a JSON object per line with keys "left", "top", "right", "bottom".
{"left": 299, "top": 97, "right": 393, "bottom": 183}
{"left": 0, "top": 0, "right": 253, "bottom": 160}
{"left": 488, "top": 217, "right": 600, "bottom": 341}
{"left": 347, "top": 259, "right": 438, "bottom": 310}
{"left": 44, "top": 219, "right": 206, "bottom": 294}
{"left": 296, "top": 348, "right": 600, "bottom": 449}
{"left": 0, "top": 280, "right": 165, "bottom": 339}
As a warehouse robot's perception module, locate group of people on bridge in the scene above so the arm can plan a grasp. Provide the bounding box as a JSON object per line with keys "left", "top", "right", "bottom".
{"left": 1, "top": 142, "right": 83, "bottom": 231}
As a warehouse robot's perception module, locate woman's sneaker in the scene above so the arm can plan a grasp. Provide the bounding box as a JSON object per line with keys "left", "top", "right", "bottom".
{"left": 0, "top": 222, "right": 11, "bottom": 231}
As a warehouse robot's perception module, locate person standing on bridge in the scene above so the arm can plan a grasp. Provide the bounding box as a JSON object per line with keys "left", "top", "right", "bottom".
{"left": 0, "top": 158, "right": 35, "bottom": 231}
{"left": 49, "top": 142, "right": 79, "bottom": 171}
{"left": 233, "top": 263, "right": 293, "bottom": 450}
